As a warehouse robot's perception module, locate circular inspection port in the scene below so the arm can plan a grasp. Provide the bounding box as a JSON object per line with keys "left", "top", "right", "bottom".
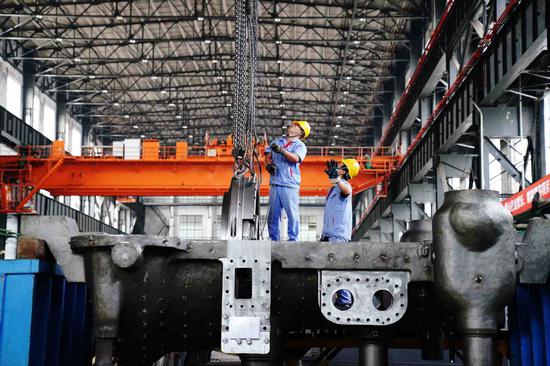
{"left": 372, "top": 290, "right": 394, "bottom": 311}
{"left": 332, "top": 289, "right": 354, "bottom": 311}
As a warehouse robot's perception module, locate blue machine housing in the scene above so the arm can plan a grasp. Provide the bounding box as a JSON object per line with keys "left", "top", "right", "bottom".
{"left": 0, "top": 259, "right": 90, "bottom": 366}
{"left": 509, "top": 284, "right": 550, "bottom": 366}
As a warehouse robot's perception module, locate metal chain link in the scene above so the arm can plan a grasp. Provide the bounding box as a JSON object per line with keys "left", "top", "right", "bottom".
{"left": 232, "top": 0, "right": 258, "bottom": 172}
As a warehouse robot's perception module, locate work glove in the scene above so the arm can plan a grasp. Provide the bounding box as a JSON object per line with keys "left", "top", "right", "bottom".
{"left": 325, "top": 159, "right": 340, "bottom": 184}
{"left": 266, "top": 163, "right": 277, "bottom": 175}
{"left": 270, "top": 142, "right": 283, "bottom": 154}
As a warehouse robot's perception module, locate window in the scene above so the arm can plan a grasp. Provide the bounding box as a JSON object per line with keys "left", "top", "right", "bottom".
{"left": 43, "top": 102, "right": 56, "bottom": 140}
{"left": 6, "top": 74, "right": 22, "bottom": 119}
{"left": 179, "top": 215, "right": 203, "bottom": 239}
{"left": 212, "top": 215, "right": 222, "bottom": 239}
{"left": 298, "top": 215, "right": 317, "bottom": 241}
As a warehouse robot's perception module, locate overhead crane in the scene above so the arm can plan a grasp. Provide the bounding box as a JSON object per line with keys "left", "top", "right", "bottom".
{"left": 0, "top": 139, "right": 400, "bottom": 214}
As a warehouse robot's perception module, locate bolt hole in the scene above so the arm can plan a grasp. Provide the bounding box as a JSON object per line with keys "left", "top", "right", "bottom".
{"left": 230, "top": 259, "right": 234, "bottom": 263}
{"left": 395, "top": 284, "right": 399, "bottom": 288}
{"left": 262, "top": 326, "right": 267, "bottom": 330}
{"left": 266, "top": 290, "right": 270, "bottom": 294}
{"left": 266, "top": 267, "right": 270, "bottom": 271}
{"left": 386, "top": 279, "right": 390, "bottom": 283}
{"left": 346, "top": 278, "right": 350, "bottom": 282}
{"left": 240, "top": 305, "right": 244, "bottom": 308}
{"left": 254, "top": 260, "right": 258, "bottom": 263}
{"left": 336, "top": 279, "right": 340, "bottom": 282}
{"left": 336, "top": 317, "right": 341, "bottom": 321}
{"left": 322, "top": 292, "right": 326, "bottom": 296}
{"left": 395, "top": 313, "right": 399, "bottom": 317}
{"left": 375, "top": 278, "right": 379, "bottom": 282}
{"left": 386, "top": 317, "right": 390, "bottom": 322}
{"left": 251, "top": 305, "right": 255, "bottom": 308}
{"left": 328, "top": 312, "right": 332, "bottom": 315}
{"left": 322, "top": 303, "right": 326, "bottom": 307}
{"left": 356, "top": 278, "right": 360, "bottom": 282}
{"left": 242, "top": 259, "right": 246, "bottom": 263}
{"left": 346, "top": 318, "right": 351, "bottom": 322}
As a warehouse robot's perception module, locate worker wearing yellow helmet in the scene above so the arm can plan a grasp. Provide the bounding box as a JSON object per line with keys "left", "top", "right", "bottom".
{"left": 265, "top": 120, "right": 310, "bottom": 241}
{"left": 320, "top": 158, "right": 360, "bottom": 242}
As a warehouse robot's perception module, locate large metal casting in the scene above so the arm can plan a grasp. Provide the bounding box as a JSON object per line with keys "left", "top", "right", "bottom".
{"left": 434, "top": 190, "right": 516, "bottom": 365}
{"left": 21, "top": 188, "right": 550, "bottom": 366}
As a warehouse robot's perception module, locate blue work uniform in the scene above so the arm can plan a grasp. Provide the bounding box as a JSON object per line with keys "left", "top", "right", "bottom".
{"left": 265, "top": 137, "right": 307, "bottom": 241}
{"left": 322, "top": 180, "right": 353, "bottom": 242}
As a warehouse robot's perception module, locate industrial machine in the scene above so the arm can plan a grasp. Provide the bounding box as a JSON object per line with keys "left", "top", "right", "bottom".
{"left": 2, "top": 0, "right": 549, "bottom": 365}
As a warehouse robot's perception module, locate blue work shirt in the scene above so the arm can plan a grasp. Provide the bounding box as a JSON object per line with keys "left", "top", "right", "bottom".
{"left": 265, "top": 137, "right": 307, "bottom": 188}
{"left": 322, "top": 181, "right": 353, "bottom": 241}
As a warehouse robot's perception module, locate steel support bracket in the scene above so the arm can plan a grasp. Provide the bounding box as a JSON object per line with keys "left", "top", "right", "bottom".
{"left": 220, "top": 240, "right": 271, "bottom": 354}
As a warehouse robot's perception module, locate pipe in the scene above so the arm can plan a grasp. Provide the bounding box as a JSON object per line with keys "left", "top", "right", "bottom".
{"left": 463, "top": 335, "right": 495, "bottom": 366}
{"left": 359, "top": 341, "right": 387, "bottom": 366}
{"left": 472, "top": 101, "right": 485, "bottom": 189}
{"left": 5, "top": 214, "right": 19, "bottom": 259}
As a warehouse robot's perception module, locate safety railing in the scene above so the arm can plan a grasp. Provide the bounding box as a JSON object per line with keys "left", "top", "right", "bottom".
{"left": 16, "top": 142, "right": 399, "bottom": 164}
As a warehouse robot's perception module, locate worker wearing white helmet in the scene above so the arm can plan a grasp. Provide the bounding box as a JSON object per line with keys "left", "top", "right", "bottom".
{"left": 264, "top": 120, "right": 310, "bottom": 241}
{"left": 320, "top": 158, "right": 361, "bottom": 242}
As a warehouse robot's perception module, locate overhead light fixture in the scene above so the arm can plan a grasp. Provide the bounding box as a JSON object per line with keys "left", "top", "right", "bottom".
{"left": 141, "top": 58, "right": 149, "bottom": 63}
{"left": 124, "top": 115, "right": 130, "bottom": 118}
{"left": 140, "top": 134, "right": 146, "bottom": 138}
{"left": 331, "top": 142, "right": 336, "bottom": 146}
{"left": 113, "top": 102, "right": 120, "bottom": 106}
{"left": 279, "top": 90, "right": 285, "bottom": 94}
{"left": 281, "top": 115, "right": 287, "bottom": 119}
{"left": 337, "top": 115, "right": 343, "bottom": 119}
{"left": 275, "top": 40, "right": 282, "bottom": 45}
{"left": 276, "top": 60, "right": 282, "bottom": 64}
{"left": 204, "top": 39, "right": 212, "bottom": 44}
{"left": 73, "top": 57, "right": 81, "bottom": 62}
{"left": 211, "top": 59, "right": 218, "bottom": 63}
{"left": 278, "top": 76, "right": 283, "bottom": 80}
{"left": 197, "top": 16, "right": 204, "bottom": 21}
{"left": 169, "top": 103, "right": 176, "bottom": 107}
{"left": 333, "top": 135, "right": 339, "bottom": 138}
{"left": 34, "top": 15, "right": 43, "bottom": 20}
{"left": 339, "top": 104, "right": 346, "bottom": 107}
{"left": 279, "top": 104, "right": 285, "bottom": 107}
{"left": 151, "top": 75, "right": 158, "bottom": 80}
{"left": 217, "top": 76, "right": 224, "bottom": 80}
{"left": 128, "top": 38, "right": 136, "bottom": 44}
{"left": 161, "top": 90, "right": 168, "bottom": 94}
{"left": 115, "top": 15, "right": 124, "bottom": 20}
{"left": 346, "top": 76, "right": 352, "bottom": 80}
{"left": 188, "top": 134, "right": 194, "bottom": 138}
{"left": 348, "top": 59, "right": 355, "bottom": 64}
{"left": 221, "top": 90, "right": 228, "bottom": 94}
{"left": 89, "top": 75, "right": 95, "bottom": 79}
{"left": 359, "top": 18, "right": 366, "bottom": 22}
{"left": 353, "top": 40, "right": 360, "bottom": 45}
{"left": 183, "top": 125, "right": 188, "bottom": 129}
{"left": 55, "top": 37, "right": 63, "bottom": 43}
{"left": 176, "top": 115, "right": 182, "bottom": 119}
{"left": 133, "top": 125, "right": 139, "bottom": 129}
{"left": 102, "top": 89, "right": 108, "bottom": 94}
{"left": 343, "top": 91, "right": 349, "bottom": 95}
{"left": 335, "top": 124, "right": 341, "bottom": 128}
{"left": 226, "top": 103, "right": 232, "bottom": 107}
{"left": 274, "top": 18, "right": 281, "bottom": 23}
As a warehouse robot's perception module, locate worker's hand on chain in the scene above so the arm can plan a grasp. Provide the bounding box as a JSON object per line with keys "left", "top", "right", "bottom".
{"left": 325, "top": 160, "right": 340, "bottom": 184}
{"left": 270, "top": 142, "right": 283, "bottom": 154}
{"left": 266, "top": 163, "right": 277, "bottom": 175}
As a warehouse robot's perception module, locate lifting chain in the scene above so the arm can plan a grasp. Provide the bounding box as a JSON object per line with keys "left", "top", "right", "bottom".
{"left": 232, "top": 0, "right": 258, "bottom": 176}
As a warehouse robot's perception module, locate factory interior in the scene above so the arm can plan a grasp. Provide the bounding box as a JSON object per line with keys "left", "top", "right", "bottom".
{"left": 0, "top": 0, "right": 549, "bottom": 365}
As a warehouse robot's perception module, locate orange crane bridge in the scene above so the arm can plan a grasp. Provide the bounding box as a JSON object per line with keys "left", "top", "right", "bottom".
{"left": 0, "top": 140, "right": 400, "bottom": 213}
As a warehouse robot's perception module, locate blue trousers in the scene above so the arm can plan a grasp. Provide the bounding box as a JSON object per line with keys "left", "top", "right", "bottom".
{"left": 268, "top": 185, "right": 300, "bottom": 241}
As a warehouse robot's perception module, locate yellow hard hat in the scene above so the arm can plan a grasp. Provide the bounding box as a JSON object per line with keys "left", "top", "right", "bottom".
{"left": 293, "top": 120, "right": 311, "bottom": 139}
{"left": 342, "top": 158, "right": 360, "bottom": 178}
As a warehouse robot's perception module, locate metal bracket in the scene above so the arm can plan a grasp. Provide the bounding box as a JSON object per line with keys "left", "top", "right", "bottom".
{"left": 220, "top": 240, "right": 271, "bottom": 354}
{"left": 319, "top": 271, "right": 411, "bottom": 326}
